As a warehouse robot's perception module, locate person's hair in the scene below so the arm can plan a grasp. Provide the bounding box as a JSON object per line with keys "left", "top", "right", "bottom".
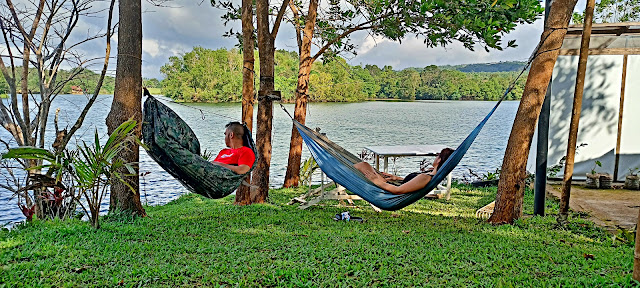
{"left": 437, "top": 148, "right": 455, "bottom": 168}
{"left": 225, "top": 122, "right": 244, "bottom": 138}
{"left": 401, "top": 147, "right": 455, "bottom": 184}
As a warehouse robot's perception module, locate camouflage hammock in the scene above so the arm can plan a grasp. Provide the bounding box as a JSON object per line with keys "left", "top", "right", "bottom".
{"left": 142, "top": 96, "right": 257, "bottom": 199}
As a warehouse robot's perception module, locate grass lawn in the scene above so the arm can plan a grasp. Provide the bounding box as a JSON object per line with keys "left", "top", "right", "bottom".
{"left": 0, "top": 184, "right": 635, "bottom": 287}
{"left": 146, "top": 87, "right": 162, "bottom": 95}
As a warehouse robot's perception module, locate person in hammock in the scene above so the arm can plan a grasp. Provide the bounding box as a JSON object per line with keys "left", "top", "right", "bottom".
{"left": 210, "top": 122, "right": 255, "bottom": 175}
{"left": 354, "top": 147, "right": 454, "bottom": 194}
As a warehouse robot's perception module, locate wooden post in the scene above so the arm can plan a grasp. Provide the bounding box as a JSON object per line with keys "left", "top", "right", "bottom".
{"left": 634, "top": 207, "right": 640, "bottom": 281}
{"left": 614, "top": 55, "right": 628, "bottom": 181}
{"left": 559, "top": 0, "right": 596, "bottom": 220}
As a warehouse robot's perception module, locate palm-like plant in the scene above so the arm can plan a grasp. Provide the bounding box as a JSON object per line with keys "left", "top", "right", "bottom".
{"left": 2, "top": 120, "right": 140, "bottom": 228}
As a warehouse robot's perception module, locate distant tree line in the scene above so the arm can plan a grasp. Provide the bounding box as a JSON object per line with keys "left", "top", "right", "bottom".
{"left": 160, "top": 47, "right": 527, "bottom": 103}
{"left": 0, "top": 67, "right": 116, "bottom": 95}
{"left": 439, "top": 61, "right": 527, "bottom": 73}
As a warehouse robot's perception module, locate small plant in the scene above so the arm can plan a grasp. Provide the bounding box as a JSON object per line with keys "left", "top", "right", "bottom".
{"left": 625, "top": 167, "right": 640, "bottom": 190}
{"left": 201, "top": 149, "right": 214, "bottom": 161}
{"left": 299, "top": 156, "right": 319, "bottom": 186}
{"left": 547, "top": 156, "right": 566, "bottom": 178}
{"left": 612, "top": 226, "right": 635, "bottom": 247}
{"left": 482, "top": 168, "right": 501, "bottom": 181}
{"left": 2, "top": 120, "right": 141, "bottom": 228}
{"left": 358, "top": 149, "right": 373, "bottom": 162}
{"left": 548, "top": 144, "right": 586, "bottom": 178}
{"left": 590, "top": 160, "right": 602, "bottom": 175}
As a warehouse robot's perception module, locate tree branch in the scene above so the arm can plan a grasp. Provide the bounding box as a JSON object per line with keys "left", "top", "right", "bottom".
{"left": 270, "top": 0, "right": 291, "bottom": 39}
{"left": 56, "top": 0, "right": 115, "bottom": 154}
{"left": 311, "top": 24, "right": 378, "bottom": 62}
{"left": 288, "top": 1, "right": 302, "bottom": 53}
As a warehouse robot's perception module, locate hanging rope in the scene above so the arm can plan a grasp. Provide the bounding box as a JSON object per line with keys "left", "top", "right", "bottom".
{"left": 157, "top": 97, "right": 237, "bottom": 121}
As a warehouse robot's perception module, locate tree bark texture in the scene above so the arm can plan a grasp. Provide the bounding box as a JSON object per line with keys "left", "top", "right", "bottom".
{"left": 251, "top": 0, "right": 275, "bottom": 203}
{"left": 559, "top": 0, "right": 595, "bottom": 219}
{"left": 235, "top": 0, "right": 255, "bottom": 205}
{"left": 283, "top": 0, "right": 319, "bottom": 188}
{"left": 488, "top": 0, "right": 577, "bottom": 224}
{"left": 105, "top": 0, "right": 146, "bottom": 216}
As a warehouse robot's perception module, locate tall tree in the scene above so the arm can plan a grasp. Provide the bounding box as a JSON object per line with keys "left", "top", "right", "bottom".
{"left": 0, "top": 0, "right": 116, "bottom": 219}
{"left": 235, "top": 0, "right": 256, "bottom": 205}
{"left": 283, "top": 0, "right": 543, "bottom": 187}
{"left": 488, "top": 0, "right": 578, "bottom": 224}
{"left": 211, "top": 0, "right": 290, "bottom": 202}
{"left": 105, "top": 0, "right": 146, "bottom": 216}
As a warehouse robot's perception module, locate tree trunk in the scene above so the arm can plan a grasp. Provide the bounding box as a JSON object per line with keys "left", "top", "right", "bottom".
{"left": 283, "top": 0, "right": 318, "bottom": 188}
{"left": 105, "top": 0, "right": 146, "bottom": 217}
{"left": 558, "top": 0, "right": 595, "bottom": 222}
{"left": 488, "top": 0, "right": 577, "bottom": 224}
{"left": 634, "top": 207, "right": 640, "bottom": 281}
{"left": 251, "top": 0, "right": 275, "bottom": 203}
{"left": 235, "top": 0, "right": 255, "bottom": 205}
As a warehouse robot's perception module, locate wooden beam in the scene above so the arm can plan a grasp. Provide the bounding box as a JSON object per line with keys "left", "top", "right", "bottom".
{"left": 568, "top": 22, "right": 640, "bottom": 29}
{"left": 560, "top": 48, "right": 640, "bottom": 56}
{"left": 567, "top": 22, "right": 640, "bottom": 36}
{"left": 614, "top": 55, "right": 628, "bottom": 181}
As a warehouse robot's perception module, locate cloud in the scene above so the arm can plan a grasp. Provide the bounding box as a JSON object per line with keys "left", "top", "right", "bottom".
{"left": 134, "top": 0, "right": 584, "bottom": 78}
{"left": 346, "top": 18, "right": 544, "bottom": 70}
{"left": 142, "top": 39, "right": 160, "bottom": 58}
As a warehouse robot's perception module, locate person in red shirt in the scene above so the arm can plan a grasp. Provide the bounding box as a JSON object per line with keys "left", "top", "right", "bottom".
{"left": 211, "top": 122, "right": 255, "bottom": 174}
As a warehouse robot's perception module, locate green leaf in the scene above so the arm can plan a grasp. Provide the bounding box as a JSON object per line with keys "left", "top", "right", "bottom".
{"left": 2, "top": 147, "right": 56, "bottom": 162}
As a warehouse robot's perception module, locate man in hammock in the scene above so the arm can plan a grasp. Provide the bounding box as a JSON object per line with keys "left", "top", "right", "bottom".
{"left": 210, "top": 122, "right": 256, "bottom": 175}
{"left": 354, "top": 148, "right": 454, "bottom": 194}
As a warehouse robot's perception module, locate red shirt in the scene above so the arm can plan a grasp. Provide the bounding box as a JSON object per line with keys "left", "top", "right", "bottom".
{"left": 213, "top": 146, "right": 255, "bottom": 167}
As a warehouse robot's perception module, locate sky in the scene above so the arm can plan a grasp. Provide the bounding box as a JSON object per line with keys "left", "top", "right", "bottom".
{"left": 79, "top": 0, "right": 590, "bottom": 79}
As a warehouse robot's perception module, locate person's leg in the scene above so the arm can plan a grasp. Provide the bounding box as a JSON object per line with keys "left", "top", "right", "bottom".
{"left": 354, "top": 162, "right": 381, "bottom": 181}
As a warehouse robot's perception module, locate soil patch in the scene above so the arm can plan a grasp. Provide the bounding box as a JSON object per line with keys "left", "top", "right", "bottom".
{"left": 546, "top": 183, "right": 640, "bottom": 231}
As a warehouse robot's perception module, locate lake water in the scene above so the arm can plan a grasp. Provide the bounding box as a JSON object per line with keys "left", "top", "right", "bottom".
{"left": 0, "top": 95, "right": 519, "bottom": 225}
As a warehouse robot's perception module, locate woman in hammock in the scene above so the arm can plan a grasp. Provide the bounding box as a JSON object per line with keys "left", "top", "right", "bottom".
{"left": 354, "top": 148, "right": 455, "bottom": 195}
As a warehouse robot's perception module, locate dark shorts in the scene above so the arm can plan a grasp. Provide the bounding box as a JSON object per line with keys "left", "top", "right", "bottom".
{"left": 402, "top": 172, "right": 423, "bottom": 184}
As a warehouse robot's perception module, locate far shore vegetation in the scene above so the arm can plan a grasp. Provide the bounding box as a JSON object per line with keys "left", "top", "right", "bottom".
{"left": 0, "top": 184, "right": 633, "bottom": 286}
{"left": 160, "top": 47, "right": 528, "bottom": 103}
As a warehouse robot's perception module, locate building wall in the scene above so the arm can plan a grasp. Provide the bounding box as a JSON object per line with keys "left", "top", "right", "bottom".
{"left": 528, "top": 55, "right": 640, "bottom": 181}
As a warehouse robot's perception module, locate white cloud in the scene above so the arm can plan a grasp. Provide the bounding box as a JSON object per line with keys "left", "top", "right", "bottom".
{"left": 346, "top": 18, "right": 544, "bottom": 70}
{"left": 142, "top": 39, "right": 160, "bottom": 58}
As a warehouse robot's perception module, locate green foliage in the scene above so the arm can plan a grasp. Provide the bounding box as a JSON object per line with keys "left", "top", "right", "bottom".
{"left": 591, "top": 160, "right": 602, "bottom": 175}
{"left": 0, "top": 185, "right": 633, "bottom": 286}
{"left": 548, "top": 156, "right": 566, "bottom": 178}
{"left": 2, "top": 120, "right": 141, "bottom": 229}
{"left": 612, "top": 226, "right": 635, "bottom": 246}
{"left": 143, "top": 78, "right": 162, "bottom": 89}
{"left": 299, "top": 156, "right": 319, "bottom": 186}
{"left": 161, "top": 47, "right": 244, "bottom": 102}
{"left": 313, "top": 0, "right": 542, "bottom": 57}
{"left": 482, "top": 168, "right": 501, "bottom": 181}
{"left": 0, "top": 67, "right": 116, "bottom": 94}
{"left": 160, "top": 47, "right": 526, "bottom": 102}
{"left": 440, "top": 61, "right": 527, "bottom": 73}
{"left": 572, "top": 0, "right": 640, "bottom": 24}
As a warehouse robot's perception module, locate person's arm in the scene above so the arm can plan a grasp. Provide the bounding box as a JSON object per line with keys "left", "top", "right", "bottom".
{"left": 211, "top": 162, "right": 251, "bottom": 174}
{"left": 379, "top": 171, "right": 404, "bottom": 181}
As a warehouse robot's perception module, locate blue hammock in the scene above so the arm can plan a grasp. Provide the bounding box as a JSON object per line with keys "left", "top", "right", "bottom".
{"left": 292, "top": 99, "right": 504, "bottom": 211}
